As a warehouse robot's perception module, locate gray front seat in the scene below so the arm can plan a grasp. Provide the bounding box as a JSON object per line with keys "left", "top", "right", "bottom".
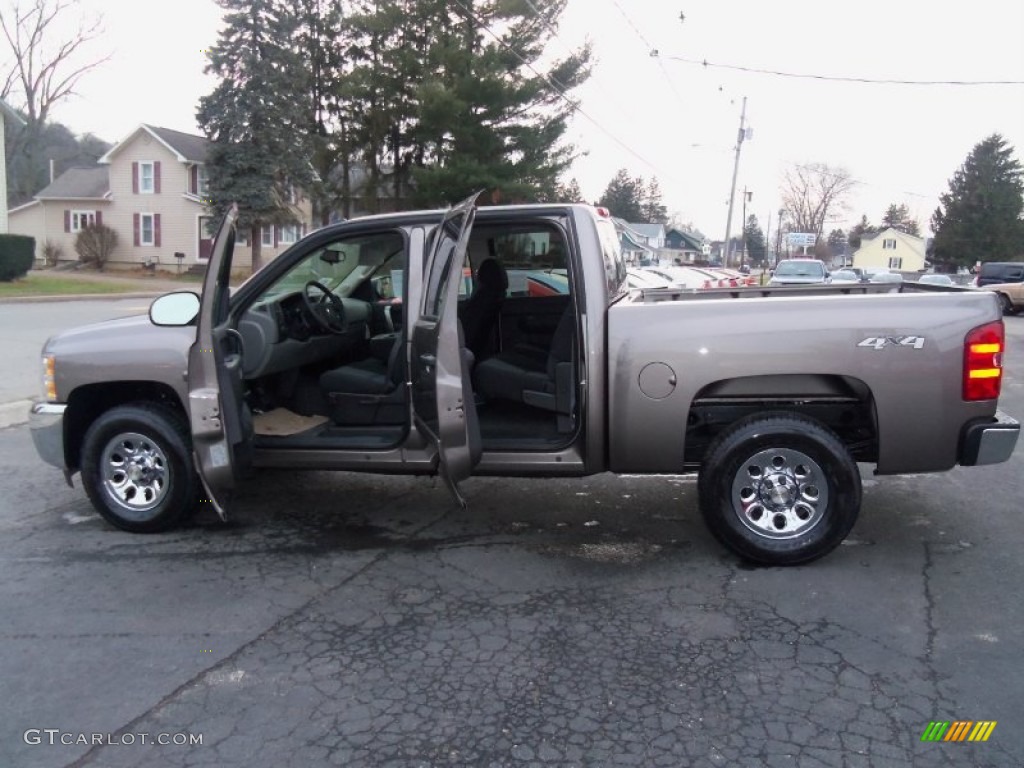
{"left": 319, "top": 332, "right": 406, "bottom": 425}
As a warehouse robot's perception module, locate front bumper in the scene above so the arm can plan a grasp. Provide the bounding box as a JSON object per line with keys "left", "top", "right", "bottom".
{"left": 29, "top": 401, "right": 67, "bottom": 469}
{"left": 959, "top": 410, "right": 1020, "bottom": 466}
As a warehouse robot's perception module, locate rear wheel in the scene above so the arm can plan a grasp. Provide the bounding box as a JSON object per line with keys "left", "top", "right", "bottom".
{"left": 698, "top": 413, "right": 861, "bottom": 565}
{"left": 999, "top": 293, "right": 1017, "bottom": 316}
{"left": 80, "top": 403, "right": 198, "bottom": 533}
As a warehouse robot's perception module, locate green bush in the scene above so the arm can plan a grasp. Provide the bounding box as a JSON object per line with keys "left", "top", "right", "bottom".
{"left": 0, "top": 233, "right": 35, "bottom": 281}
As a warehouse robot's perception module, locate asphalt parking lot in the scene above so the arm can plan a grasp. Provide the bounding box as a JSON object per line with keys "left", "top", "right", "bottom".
{"left": 0, "top": 315, "right": 1022, "bottom": 768}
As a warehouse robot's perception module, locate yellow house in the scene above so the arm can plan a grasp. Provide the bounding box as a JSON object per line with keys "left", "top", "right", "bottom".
{"left": 852, "top": 227, "right": 927, "bottom": 272}
{"left": 8, "top": 124, "right": 311, "bottom": 271}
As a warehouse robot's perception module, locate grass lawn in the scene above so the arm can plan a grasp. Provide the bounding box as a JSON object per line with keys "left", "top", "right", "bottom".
{"left": 0, "top": 274, "right": 141, "bottom": 297}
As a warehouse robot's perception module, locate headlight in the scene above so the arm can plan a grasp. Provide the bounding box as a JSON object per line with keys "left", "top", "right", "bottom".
{"left": 42, "top": 354, "right": 57, "bottom": 401}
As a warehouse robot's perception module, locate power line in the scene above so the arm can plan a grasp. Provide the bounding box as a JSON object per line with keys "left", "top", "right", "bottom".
{"left": 660, "top": 54, "right": 1024, "bottom": 86}
{"left": 605, "top": 0, "right": 689, "bottom": 112}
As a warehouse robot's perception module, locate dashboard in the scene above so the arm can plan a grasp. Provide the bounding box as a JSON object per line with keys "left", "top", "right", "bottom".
{"left": 237, "top": 290, "right": 372, "bottom": 379}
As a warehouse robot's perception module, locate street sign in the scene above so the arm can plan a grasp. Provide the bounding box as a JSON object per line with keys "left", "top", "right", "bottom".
{"left": 787, "top": 232, "right": 817, "bottom": 248}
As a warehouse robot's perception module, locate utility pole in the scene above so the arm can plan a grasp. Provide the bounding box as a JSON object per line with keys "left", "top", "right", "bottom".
{"left": 721, "top": 96, "right": 748, "bottom": 268}
{"left": 740, "top": 187, "right": 752, "bottom": 268}
{"left": 764, "top": 207, "right": 771, "bottom": 268}
{"left": 776, "top": 208, "right": 785, "bottom": 267}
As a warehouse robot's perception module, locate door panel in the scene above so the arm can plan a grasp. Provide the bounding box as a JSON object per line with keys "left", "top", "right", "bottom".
{"left": 410, "top": 193, "right": 482, "bottom": 504}
{"left": 188, "top": 206, "right": 251, "bottom": 518}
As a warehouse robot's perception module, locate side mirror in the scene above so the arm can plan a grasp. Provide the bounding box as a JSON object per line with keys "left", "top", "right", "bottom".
{"left": 150, "top": 291, "right": 200, "bottom": 326}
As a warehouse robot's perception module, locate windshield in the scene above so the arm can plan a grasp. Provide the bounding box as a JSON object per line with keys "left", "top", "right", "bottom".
{"left": 775, "top": 261, "right": 825, "bottom": 277}
{"left": 254, "top": 231, "right": 405, "bottom": 304}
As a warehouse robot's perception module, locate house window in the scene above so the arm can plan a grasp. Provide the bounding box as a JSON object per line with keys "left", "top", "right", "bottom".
{"left": 888, "top": 257, "right": 903, "bottom": 269}
{"left": 262, "top": 226, "right": 274, "bottom": 247}
{"left": 197, "top": 166, "right": 209, "bottom": 197}
{"left": 139, "top": 162, "right": 155, "bottom": 193}
{"left": 279, "top": 223, "right": 300, "bottom": 244}
{"left": 140, "top": 213, "right": 155, "bottom": 245}
{"left": 882, "top": 238, "right": 896, "bottom": 249}
{"left": 71, "top": 210, "right": 96, "bottom": 232}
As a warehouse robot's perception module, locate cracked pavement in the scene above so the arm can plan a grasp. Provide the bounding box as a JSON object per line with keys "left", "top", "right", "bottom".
{"left": 2, "top": 322, "right": 1023, "bottom": 767}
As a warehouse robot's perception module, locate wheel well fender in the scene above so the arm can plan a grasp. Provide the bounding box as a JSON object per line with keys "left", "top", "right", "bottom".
{"left": 64, "top": 382, "right": 187, "bottom": 472}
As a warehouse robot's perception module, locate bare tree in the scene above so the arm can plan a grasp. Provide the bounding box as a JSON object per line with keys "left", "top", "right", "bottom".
{"left": 0, "top": 0, "right": 108, "bottom": 198}
{"left": 779, "top": 163, "right": 857, "bottom": 238}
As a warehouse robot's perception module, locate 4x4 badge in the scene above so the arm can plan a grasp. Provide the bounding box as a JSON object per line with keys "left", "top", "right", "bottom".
{"left": 857, "top": 335, "right": 926, "bottom": 350}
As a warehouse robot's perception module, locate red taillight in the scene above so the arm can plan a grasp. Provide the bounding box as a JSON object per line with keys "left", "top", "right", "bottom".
{"left": 963, "top": 321, "right": 1004, "bottom": 401}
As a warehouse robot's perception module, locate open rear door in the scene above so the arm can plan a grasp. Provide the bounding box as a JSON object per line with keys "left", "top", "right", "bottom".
{"left": 187, "top": 205, "right": 252, "bottom": 519}
{"left": 410, "top": 192, "right": 482, "bottom": 506}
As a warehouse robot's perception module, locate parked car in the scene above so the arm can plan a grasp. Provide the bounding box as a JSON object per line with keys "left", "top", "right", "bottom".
{"left": 829, "top": 269, "right": 862, "bottom": 284}
{"left": 976, "top": 261, "right": 1024, "bottom": 288}
{"left": 918, "top": 274, "right": 956, "bottom": 287}
{"left": 767, "top": 259, "right": 831, "bottom": 286}
{"left": 641, "top": 265, "right": 718, "bottom": 290}
{"left": 626, "top": 268, "right": 669, "bottom": 290}
{"left": 870, "top": 271, "right": 904, "bottom": 284}
{"left": 980, "top": 281, "right": 1024, "bottom": 315}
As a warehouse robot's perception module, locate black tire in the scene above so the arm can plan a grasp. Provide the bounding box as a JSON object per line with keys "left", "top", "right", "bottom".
{"left": 80, "top": 402, "right": 198, "bottom": 533}
{"left": 698, "top": 412, "right": 861, "bottom": 565}
{"left": 999, "top": 293, "right": 1016, "bottom": 316}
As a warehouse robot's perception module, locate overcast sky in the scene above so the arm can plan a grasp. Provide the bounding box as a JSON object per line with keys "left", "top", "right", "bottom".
{"left": 35, "top": 0, "right": 1024, "bottom": 240}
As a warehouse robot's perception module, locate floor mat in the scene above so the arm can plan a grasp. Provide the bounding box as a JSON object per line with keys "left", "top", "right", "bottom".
{"left": 253, "top": 409, "right": 329, "bottom": 436}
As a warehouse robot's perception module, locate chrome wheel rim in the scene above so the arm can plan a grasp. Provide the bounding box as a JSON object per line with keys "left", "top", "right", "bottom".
{"left": 731, "top": 448, "right": 828, "bottom": 539}
{"left": 99, "top": 432, "right": 170, "bottom": 517}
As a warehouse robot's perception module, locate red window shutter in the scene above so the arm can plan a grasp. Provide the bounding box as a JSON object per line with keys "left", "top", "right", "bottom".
{"left": 154, "top": 214, "right": 161, "bottom": 247}
{"left": 95, "top": 210, "right": 102, "bottom": 226}
{"left": 132, "top": 162, "right": 139, "bottom": 194}
{"left": 190, "top": 166, "right": 197, "bottom": 195}
{"left": 154, "top": 161, "right": 161, "bottom": 193}
{"left": 133, "top": 213, "right": 140, "bottom": 246}
{"left": 64, "top": 210, "right": 71, "bottom": 232}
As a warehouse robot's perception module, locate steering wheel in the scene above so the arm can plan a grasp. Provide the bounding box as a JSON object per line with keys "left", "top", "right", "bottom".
{"left": 302, "top": 280, "right": 347, "bottom": 334}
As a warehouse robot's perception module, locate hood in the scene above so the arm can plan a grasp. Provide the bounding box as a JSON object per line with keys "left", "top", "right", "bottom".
{"left": 46, "top": 313, "right": 197, "bottom": 403}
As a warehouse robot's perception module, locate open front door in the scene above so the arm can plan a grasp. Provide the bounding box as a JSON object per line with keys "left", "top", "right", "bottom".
{"left": 411, "top": 192, "right": 482, "bottom": 506}
{"left": 187, "top": 205, "right": 251, "bottom": 519}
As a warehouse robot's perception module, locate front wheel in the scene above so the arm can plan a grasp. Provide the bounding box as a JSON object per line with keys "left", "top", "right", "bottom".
{"left": 80, "top": 403, "right": 198, "bottom": 533}
{"left": 698, "top": 413, "right": 861, "bottom": 565}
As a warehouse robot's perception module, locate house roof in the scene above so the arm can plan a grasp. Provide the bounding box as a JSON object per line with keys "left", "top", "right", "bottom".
{"left": 666, "top": 228, "right": 706, "bottom": 250}
{"left": 0, "top": 98, "right": 25, "bottom": 126}
{"left": 621, "top": 231, "right": 655, "bottom": 253}
{"left": 98, "top": 124, "right": 208, "bottom": 164}
{"left": 35, "top": 167, "right": 110, "bottom": 200}
{"left": 627, "top": 223, "right": 665, "bottom": 239}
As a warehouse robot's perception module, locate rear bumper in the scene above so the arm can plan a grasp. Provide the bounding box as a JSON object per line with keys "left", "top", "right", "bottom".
{"left": 28, "top": 401, "right": 67, "bottom": 469}
{"left": 959, "top": 410, "right": 1020, "bottom": 466}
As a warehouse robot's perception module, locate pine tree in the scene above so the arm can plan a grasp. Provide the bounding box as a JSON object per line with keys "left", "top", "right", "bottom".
{"left": 197, "top": 0, "right": 314, "bottom": 273}
{"left": 881, "top": 203, "right": 919, "bottom": 236}
{"left": 931, "top": 134, "right": 1024, "bottom": 267}
{"left": 642, "top": 177, "right": 668, "bottom": 224}
{"left": 847, "top": 215, "right": 877, "bottom": 250}
{"left": 742, "top": 215, "right": 766, "bottom": 265}
{"left": 598, "top": 169, "right": 645, "bottom": 221}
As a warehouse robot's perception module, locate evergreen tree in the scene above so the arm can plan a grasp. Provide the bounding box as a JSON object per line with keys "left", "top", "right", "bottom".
{"left": 598, "top": 169, "right": 645, "bottom": 221}
{"left": 641, "top": 177, "right": 668, "bottom": 224}
{"left": 197, "top": 0, "right": 314, "bottom": 273}
{"left": 407, "top": 0, "right": 591, "bottom": 206}
{"left": 931, "top": 135, "right": 1024, "bottom": 267}
{"left": 881, "top": 203, "right": 920, "bottom": 236}
{"left": 847, "top": 215, "right": 877, "bottom": 250}
{"left": 742, "top": 214, "right": 766, "bottom": 265}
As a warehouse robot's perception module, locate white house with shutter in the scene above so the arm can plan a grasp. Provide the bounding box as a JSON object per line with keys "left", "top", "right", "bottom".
{"left": 8, "top": 123, "right": 310, "bottom": 270}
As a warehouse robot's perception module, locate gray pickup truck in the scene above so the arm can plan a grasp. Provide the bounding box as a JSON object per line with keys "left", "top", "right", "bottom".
{"left": 29, "top": 195, "right": 1020, "bottom": 564}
